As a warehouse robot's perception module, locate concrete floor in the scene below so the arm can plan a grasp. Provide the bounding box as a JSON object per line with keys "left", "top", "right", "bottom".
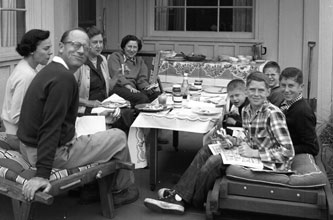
{"left": 0, "top": 131, "right": 314, "bottom": 220}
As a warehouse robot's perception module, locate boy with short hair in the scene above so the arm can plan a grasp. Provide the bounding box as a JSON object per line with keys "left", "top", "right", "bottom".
{"left": 263, "top": 61, "right": 284, "bottom": 106}
{"left": 143, "top": 71, "right": 294, "bottom": 215}
{"left": 224, "top": 78, "right": 249, "bottom": 128}
{"left": 280, "top": 67, "right": 319, "bottom": 156}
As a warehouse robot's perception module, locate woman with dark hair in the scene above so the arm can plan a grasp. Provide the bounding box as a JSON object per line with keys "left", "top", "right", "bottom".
{"left": 74, "top": 26, "right": 134, "bottom": 134}
{"left": 108, "top": 35, "right": 160, "bottom": 107}
{"left": 1, "top": 29, "right": 52, "bottom": 151}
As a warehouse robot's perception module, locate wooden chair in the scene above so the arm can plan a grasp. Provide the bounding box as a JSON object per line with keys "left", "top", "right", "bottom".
{"left": 0, "top": 157, "right": 133, "bottom": 220}
{"left": 205, "top": 144, "right": 333, "bottom": 220}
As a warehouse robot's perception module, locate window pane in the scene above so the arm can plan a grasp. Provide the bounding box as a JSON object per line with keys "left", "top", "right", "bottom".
{"left": 186, "top": 8, "right": 218, "bottom": 31}
{"left": 0, "top": 0, "right": 26, "bottom": 47}
{"left": 155, "top": 8, "right": 184, "bottom": 31}
{"left": 155, "top": 0, "right": 185, "bottom": 7}
{"left": 187, "top": 0, "right": 217, "bottom": 7}
{"left": 220, "top": 8, "right": 252, "bottom": 32}
{"left": 78, "top": 0, "right": 96, "bottom": 29}
{"left": 220, "top": 0, "right": 252, "bottom": 6}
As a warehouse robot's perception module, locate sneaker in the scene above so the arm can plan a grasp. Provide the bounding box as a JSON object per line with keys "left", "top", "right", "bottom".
{"left": 144, "top": 193, "right": 185, "bottom": 215}
{"left": 113, "top": 185, "right": 139, "bottom": 207}
{"left": 157, "top": 188, "right": 173, "bottom": 199}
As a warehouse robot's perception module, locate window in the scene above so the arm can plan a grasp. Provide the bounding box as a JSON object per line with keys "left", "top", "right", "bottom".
{"left": 78, "top": 0, "right": 96, "bottom": 29}
{"left": 152, "top": 0, "right": 254, "bottom": 39}
{"left": 0, "top": 0, "right": 26, "bottom": 48}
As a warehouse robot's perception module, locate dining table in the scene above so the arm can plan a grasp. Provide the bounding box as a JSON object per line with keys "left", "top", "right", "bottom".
{"left": 127, "top": 92, "right": 227, "bottom": 190}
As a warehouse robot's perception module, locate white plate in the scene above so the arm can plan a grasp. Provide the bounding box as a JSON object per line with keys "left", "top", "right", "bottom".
{"left": 102, "top": 101, "right": 128, "bottom": 108}
{"left": 192, "top": 107, "right": 221, "bottom": 115}
{"left": 204, "top": 87, "right": 227, "bottom": 94}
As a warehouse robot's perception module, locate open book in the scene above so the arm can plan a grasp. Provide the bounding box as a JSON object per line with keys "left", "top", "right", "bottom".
{"left": 208, "top": 143, "right": 264, "bottom": 170}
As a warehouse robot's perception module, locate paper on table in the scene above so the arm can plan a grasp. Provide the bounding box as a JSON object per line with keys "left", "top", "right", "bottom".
{"left": 75, "top": 116, "right": 106, "bottom": 137}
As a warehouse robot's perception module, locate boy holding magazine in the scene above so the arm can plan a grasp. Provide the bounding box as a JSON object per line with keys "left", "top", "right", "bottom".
{"left": 143, "top": 71, "right": 295, "bottom": 215}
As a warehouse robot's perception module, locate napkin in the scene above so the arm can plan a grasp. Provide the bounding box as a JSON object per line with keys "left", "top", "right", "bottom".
{"left": 102, "top": 94, "right": 126, "bottom": 104}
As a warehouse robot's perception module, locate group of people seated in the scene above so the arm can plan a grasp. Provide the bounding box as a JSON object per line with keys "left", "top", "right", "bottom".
{"left": 0, "top": 25, "right": 319, "bottom": 215}
{"left": 143, "top": 63, "right": 318, "bottom": 215}
{"left": 0, "top": 26, "right": 160, "bottom": 206}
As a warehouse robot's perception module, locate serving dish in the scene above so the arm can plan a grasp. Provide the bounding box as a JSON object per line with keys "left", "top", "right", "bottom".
{"left": 135, "top": 103, "right": 172, "bottom": 112}
{"left": 102, "top": 101, "right": 129, "bottom": 109}
{"left": 185, "top": 54, "right": 206, "bottom": 62}
{"left": 192, "top": 107, "right": 221, "bottom": 116}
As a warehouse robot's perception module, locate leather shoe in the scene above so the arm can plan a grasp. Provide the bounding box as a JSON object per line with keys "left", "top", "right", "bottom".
{"left": 113, "top": 185, "right": 139, "bottom": 207}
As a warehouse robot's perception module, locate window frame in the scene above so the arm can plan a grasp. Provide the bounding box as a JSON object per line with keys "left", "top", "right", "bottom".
{"left": 0, "top": 4, "right": 26, "bottom": 61}
{"left": 146, "top": 0, "right": 258, "bottom": 40}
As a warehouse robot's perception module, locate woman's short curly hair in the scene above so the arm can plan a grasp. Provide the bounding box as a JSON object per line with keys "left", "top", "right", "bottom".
{"left": 86, "top": 26, "right": 102, "bottom": 39}
{"left": 16, "top": 29, "right": 50, "bottom": 57}
{"left": 120, "top": 35, "right": 142, "bottom": 51}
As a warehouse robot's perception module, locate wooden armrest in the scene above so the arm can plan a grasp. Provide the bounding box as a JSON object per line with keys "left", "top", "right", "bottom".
{"left": 0, "top": 177, "right": 53, "bottom": 205}
{"left": 49, "top": 160, "right": 133, "bottom": 195}
{"left": 315, "top": 154, "right": 333, "bottom": 219}
{"left": 115, "top": 161, "right": 134, "bottom": 170}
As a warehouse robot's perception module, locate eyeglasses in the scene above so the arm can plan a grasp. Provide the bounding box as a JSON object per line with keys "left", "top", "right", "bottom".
{"left": 62, "top": 41, "right": 89, "bottom": 52}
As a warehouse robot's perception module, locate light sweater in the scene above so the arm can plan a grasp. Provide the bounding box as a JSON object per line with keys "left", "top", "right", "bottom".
{"left": 74, "top": 55, "right": 112, "bottom": 114}
{"left": 1, "top": 59, "right": 37, "bottom": 135}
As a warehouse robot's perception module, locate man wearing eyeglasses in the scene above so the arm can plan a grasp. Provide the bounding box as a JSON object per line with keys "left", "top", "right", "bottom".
{"left": 17, "top": 28, "right": 138, "bottom": 206}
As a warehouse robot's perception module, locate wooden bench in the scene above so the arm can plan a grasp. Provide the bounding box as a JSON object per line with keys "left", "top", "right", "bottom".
{"left": 0, "top": 144, "right": 133, "bottom": 220}
{"left": 205, "top": 145, "right": 333, "bottom": 220}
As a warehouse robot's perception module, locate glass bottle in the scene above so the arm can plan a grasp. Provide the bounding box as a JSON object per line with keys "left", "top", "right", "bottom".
{"left": 181, "top": 72, "right": 189, "bottom": 99}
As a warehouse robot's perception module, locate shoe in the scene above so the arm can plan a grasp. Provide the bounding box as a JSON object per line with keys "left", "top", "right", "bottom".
{"left": 157, "top": 188, "right": 173, "bottom": 199}
{"left": 144, "top": 192, "right": 185, "bottom": 215}
{"left": 113, "top": 185, "right": 139, "bottom": 207}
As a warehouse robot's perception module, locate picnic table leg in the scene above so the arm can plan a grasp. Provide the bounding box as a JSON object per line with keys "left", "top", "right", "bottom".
{"left": 149, "top": 128, "right": 158, "bottom": 191}
{"left": 173, "top": 131, "right": 179, "bottom": 151}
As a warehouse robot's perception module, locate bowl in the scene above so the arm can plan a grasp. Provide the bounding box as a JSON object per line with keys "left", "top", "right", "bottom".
{"left": 185, "top": 54, "right": 206, "bottom": 61}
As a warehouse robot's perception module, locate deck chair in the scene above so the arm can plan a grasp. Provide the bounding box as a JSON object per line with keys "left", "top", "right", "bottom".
{"left": 0, "top": 141, "right": 133, "bottom": 220}
{"left": 206, "top": 142, "right": 333, "bottom": 220}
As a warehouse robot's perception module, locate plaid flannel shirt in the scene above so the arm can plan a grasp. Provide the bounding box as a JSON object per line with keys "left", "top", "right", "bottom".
{"left": 242, "top": 101, "right": 295, "bottom": 171}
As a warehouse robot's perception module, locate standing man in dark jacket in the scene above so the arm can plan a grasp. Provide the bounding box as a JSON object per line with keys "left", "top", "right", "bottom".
{"left": 17, "top": 28, "right": 138, "bottom": 206}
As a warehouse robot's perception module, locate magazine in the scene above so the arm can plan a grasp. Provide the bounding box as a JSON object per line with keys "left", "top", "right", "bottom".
{"left": 208, "top": 143, "right": 264, "bottom": 170}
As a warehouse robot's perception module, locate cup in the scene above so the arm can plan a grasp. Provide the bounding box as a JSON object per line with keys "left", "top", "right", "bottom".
{"left": 194, "top": 79, "right": 203, "bottom": 90}
{"left": 172, "top": 84, "right": 182, "bottom": 108}
{"left": 189, "top": 91, "right": 201, "bottom": 101}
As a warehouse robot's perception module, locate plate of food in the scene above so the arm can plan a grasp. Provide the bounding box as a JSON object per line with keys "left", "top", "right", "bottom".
{"left": 102, "top": 101, "right": 128, "bottom": 109}
{"left": 163, "top": 86, "right": 173, "bottom": 93}
{"left": 204, "top": 87, "right": 227, "bottom": 94}
{"left": 135, "top": 103, "right": 166, "bottom": 112}
{"left": 165, "top": 56, "right": 186, "bottom": 61}
{"left": 192, "top": 107, "right": 221, "bottom": 116}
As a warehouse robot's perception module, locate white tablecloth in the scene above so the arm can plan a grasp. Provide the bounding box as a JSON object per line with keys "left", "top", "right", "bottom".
{"left": 128, "top": 98, "right": 224, "bottom": 168}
